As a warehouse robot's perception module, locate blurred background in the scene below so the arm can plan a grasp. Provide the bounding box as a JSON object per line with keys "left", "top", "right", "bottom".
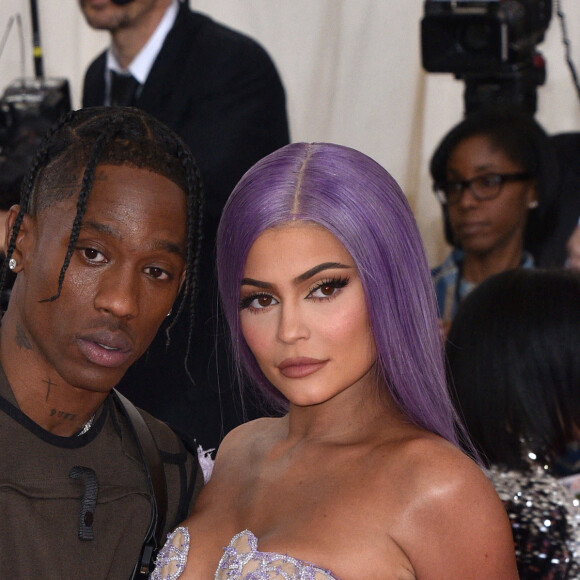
{"left": 0, "top": 0, "right": 578, "bottom": 265}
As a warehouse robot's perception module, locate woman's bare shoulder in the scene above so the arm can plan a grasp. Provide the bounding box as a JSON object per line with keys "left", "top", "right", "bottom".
{"left": 380, "top": 433, "right": 518, "bottom": 579}
{"left": 209, "top": 416, "right": 283, "bottom": 472}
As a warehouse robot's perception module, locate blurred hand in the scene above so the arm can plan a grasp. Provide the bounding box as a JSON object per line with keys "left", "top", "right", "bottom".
{"left": 438, "top": 318, "right": 451, "bottom": 342}
{"left": 567, "top": 226, "right": 580, "bottom": 271}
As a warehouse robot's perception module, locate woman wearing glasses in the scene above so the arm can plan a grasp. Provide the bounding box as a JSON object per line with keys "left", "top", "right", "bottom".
{"left": 429, "top": 110, "right": 558, "bottom": 329}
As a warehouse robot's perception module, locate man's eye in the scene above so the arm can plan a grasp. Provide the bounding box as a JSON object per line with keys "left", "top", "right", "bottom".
{"left": 145, "top": 267, "right": 169, "bottom": 280}
{"left": 82, "top": 248, "right": 106, "bottom": 263}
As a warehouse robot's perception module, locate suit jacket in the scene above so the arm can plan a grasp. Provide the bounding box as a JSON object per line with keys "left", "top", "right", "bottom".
{"left": 535, "top": 133, "right": 580, "bottom": 268}
{"left": 83, "top": 3, "right": 289, "bottom": 450}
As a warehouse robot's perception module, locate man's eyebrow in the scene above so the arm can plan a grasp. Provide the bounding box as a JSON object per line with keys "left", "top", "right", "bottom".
{"left": 241, "top": 262, "right": 351, "bottom": 288}
{"left": 80, "top": 220, "right": 185, "bottom": 256}
{"left": 81, "top": 220, "right": 119, "bottom": 238}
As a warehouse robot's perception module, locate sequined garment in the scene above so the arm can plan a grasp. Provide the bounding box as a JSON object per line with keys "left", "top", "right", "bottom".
{"left": 216, "top": 530, "right": 338, "bottom": 579}
{"left": 151, "top": 528, "right": 339, "bottom": 579}
{"left": 489, "top": 463, "right": 580, "bottom": 579}
{"left": 151, "top": 527, "right": 190, "bottom": 580}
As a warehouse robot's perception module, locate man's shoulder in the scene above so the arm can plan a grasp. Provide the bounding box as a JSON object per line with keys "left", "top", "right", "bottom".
{"left": 85, "top": 50, "right": 107, "bottom": 75}
{"left": 114, "top": 395, "right": 198, "bottom": 464}
{"left": 176, "top": 6, "right": 277, "bottom": 67}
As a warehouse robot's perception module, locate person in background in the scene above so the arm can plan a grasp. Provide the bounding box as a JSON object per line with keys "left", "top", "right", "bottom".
{"left": 0, "top": 107, "right": 204, "bottom": 578}
{"left": 537, "top": 131, "right": 580, "bottom": 268}
{"left": 79, "top": 0, "right": 290, "bottom": 451}
{"left": 447, "top": 268, "right": 580, "bottom": 578}
{"left": 152, "top": 143, "right": 518, "bottom": 579}
{"left": 429, "top": 109, "right": 558, "bottom": 333}
{"left": 568, "top": 222, "right": 580, "bottom": 270}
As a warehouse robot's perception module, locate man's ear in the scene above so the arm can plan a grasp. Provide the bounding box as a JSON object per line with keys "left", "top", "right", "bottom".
{"left": 6, "top": 206, "right": 36, "bottom": 272}
{"left": 179, "top": 269, "right": 187, "bottom": 292}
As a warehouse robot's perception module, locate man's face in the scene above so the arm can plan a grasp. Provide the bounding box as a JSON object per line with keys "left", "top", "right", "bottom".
{"left": 79, "top": 0, "right": 168, "bottom": 31}
{"left": 13, "top": 164, "right": 187, "bottom": 393}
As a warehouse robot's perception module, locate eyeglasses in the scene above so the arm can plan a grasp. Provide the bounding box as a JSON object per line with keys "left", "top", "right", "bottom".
{"left": 433, "top": 172, "right": 532, "bottom": 206}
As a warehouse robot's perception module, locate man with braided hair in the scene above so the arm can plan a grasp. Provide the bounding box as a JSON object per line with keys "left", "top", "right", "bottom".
{"left": 0, "top": 106, "right": 204, "bottom": 578}
{"left": 80, "top": 0, "right": 290, "bottom": 451}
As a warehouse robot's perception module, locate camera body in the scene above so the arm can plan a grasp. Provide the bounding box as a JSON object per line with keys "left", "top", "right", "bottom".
{"left": 0, "top": 78, "right": 71, "bottom": 208}
{"left": 421, "top": 0, "right": 552, "bottom": 113}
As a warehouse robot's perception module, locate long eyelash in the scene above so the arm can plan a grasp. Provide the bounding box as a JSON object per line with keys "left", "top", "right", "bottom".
{"left": 239, "top": 292, "right": 272, "bottom": 311}
{"left": 307, "top": 276, "right": 350, "bottom": 296}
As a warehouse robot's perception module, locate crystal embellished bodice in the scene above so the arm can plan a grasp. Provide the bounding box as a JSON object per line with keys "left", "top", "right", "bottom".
{"left": 152, "top": 527, "right": 340, "bottom": 580}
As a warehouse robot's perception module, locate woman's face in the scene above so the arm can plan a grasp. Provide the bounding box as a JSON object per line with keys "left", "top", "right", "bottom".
{"left": 239, "top": 222, "right": 377, "bottom": 407}
{"left": 446, "top": 134, "right": 537, "bottom": 257}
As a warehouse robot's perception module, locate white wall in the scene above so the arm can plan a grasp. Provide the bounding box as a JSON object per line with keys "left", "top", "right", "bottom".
{"left": 1, "top": 0, "right": 578, "bottom": 264}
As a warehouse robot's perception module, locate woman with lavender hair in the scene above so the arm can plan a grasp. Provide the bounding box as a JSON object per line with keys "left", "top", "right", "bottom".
{"left": 152, "top": 143, "right": 517, "bottom": 579}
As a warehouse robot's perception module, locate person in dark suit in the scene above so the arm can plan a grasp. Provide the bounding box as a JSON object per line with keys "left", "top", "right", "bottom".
{"left": 534, "top": 132, "right": 580, "bottom": 268}
{"left": 80, "top": 0, "right": 290, "bottom": 453}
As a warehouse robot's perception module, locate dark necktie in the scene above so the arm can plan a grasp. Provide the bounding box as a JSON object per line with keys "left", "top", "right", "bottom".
{"left": 110, "top": 71, "right": 140, "bottom": 106}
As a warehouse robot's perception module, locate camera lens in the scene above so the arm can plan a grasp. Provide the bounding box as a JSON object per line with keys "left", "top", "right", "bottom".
{"left": 462, "top": 23, "right": 493, "bottom": 52}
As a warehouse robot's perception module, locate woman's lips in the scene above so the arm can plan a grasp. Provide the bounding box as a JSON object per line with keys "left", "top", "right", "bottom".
{"left": 457, "top": 221, "right": 487, "bottom": 236}
{"left": 278, "top": 357, "right": 328, "bottom": 379}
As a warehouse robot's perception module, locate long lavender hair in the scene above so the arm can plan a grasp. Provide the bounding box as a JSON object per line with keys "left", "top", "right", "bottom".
{"left": 217, "top": 142, "right": 468, "bottom": 449}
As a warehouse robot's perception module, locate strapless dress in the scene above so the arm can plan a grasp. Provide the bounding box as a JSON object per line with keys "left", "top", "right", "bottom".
{"left": 151, "top": 527, "right": 340, "bottom": 579}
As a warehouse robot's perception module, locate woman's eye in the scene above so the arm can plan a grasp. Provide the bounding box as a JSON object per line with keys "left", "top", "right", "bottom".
{"left": 240, "top": 293, "right": 278, "bottom": 310}
{"left": 311, "top": 283, "right": 337, "bottom": 298}
{"left": 82, "top": 248, "right": 106, "bottom": 263}
{"left": 252, "top": 294, "right": 276, "bottom": 308}
{"left": 257, "top": 295, "right": 273, "bottom": 307}
{"left": 480, "top": 174, "right": 501, "bottom": 189}
{"left": 308, "top": 277, "right": 350, "bottom": 300}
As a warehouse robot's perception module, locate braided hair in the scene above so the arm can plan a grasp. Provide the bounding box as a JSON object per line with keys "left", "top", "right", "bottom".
{"left": 2, "top": 106, "right": 204, "bottom": 366}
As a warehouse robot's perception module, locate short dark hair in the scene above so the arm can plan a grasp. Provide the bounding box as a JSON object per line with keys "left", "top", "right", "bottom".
{"left": 430, "top": 109, "right": 559, "bottom": 256}
{"left": 2, "top": 106, "right": 204, "bottom": 356}
{"left": 447, "top": 268, "right": 580, "bottom": 470}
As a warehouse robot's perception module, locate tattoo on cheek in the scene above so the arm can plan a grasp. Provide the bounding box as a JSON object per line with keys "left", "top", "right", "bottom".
{"left": 15, "top": 325, "right": 32, "bottom": 351}
{"left": 49, "top": 409, "right": 77, "bottom": 421}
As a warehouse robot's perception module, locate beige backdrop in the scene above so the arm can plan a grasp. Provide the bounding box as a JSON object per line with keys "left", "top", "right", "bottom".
{"left": 0, "top": 0, "right": 579, "bottom": 265}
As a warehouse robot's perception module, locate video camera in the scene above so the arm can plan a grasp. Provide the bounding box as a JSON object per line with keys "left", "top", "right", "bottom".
{"left": 421, "top": 0, "right": 552, "bottom": 114}
{"left": 0, "top": 0, "right": 71, "bottom": 210}
{"left": 0, "top": 78, "right": 71, "bottom": 208}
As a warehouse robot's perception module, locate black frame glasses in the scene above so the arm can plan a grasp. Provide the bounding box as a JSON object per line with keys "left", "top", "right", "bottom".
{"left": 433, "top": 172, "right": 532, "bottom": 206}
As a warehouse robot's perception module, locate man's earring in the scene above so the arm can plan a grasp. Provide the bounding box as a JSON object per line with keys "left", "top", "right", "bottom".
{"left": 8, "top": 258, "right": 17, "bottom": 271}
{"left": 166, "top": 309, "right": 172, "bottom": 318}
{"left": 528, "top": 200, "right": 539, "bottom": 209}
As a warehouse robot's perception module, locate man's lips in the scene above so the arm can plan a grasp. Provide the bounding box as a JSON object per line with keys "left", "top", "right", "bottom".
{"left": 278, "top": 357, "right": 328, "bottom": 379}
{"left": 76, "top": 330, "right": 133, "bottom": 368}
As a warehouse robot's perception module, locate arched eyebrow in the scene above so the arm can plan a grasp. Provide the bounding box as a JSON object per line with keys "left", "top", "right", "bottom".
{"left": 241, "top": 262, "right": 351, "bottom": 288}
{"left": 294, "top": 262, "right": 351, "bottom": 283}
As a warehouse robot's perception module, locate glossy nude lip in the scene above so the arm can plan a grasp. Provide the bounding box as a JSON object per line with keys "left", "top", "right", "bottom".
{"left": 76, "top": 330, "right": 133, "bottom": 368}
{"left": 277, "top": 357, "right": 328, "bottom": 379}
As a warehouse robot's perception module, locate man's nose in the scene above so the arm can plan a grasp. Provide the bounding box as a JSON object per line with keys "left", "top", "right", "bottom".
{"left": 93, "top": 266, "right": 140, "bottom": 319}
